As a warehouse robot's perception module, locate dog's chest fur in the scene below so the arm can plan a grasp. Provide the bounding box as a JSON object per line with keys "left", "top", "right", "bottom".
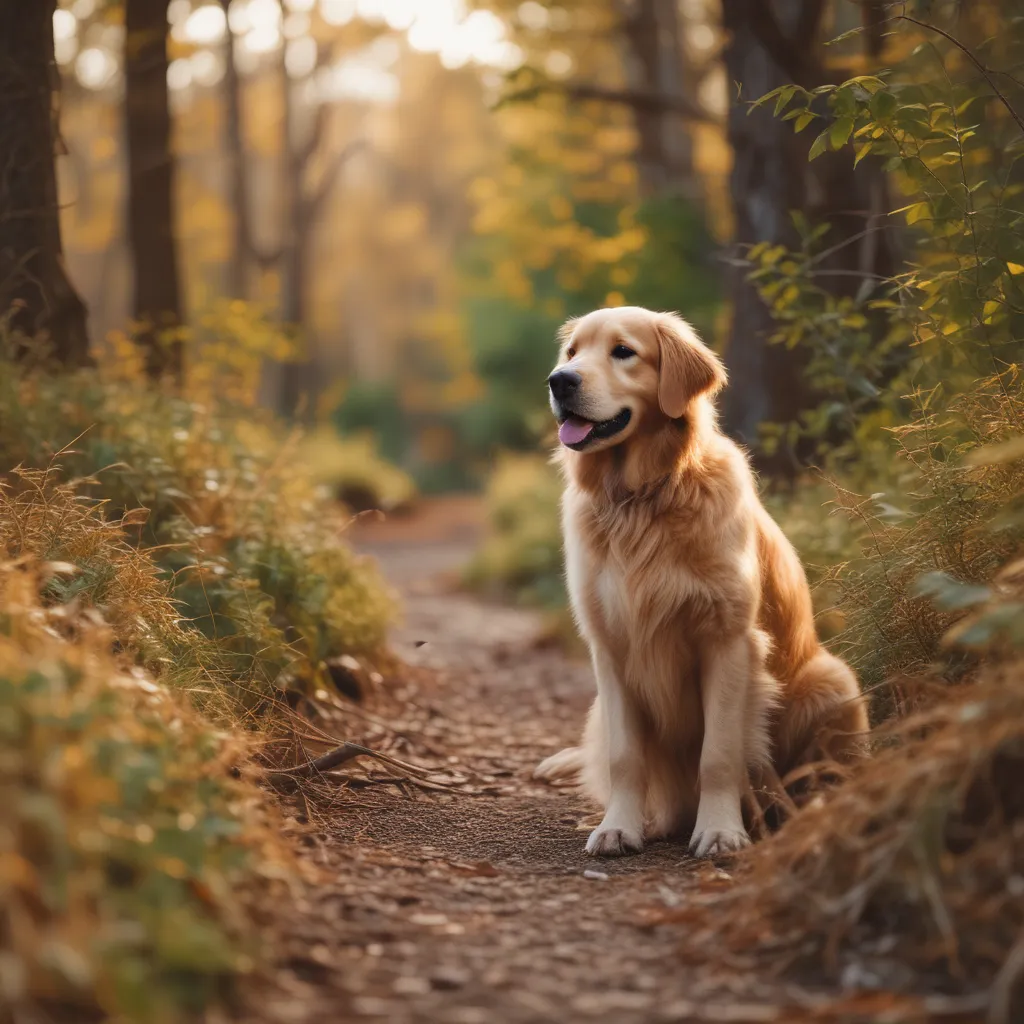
{"left": 565, "top": 488, "right": 745, "bottom": 735}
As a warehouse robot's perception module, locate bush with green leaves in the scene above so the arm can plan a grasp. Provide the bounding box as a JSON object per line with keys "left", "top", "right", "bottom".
{"left": 748, "top": 0, "right": 1024, "bottom": 468}
{"left": 464, "top": 453, "right": 565, "bottom": 607}
{"left": 738, "top": 0, "right": 1024, "bottom": 688}
{"left": 0, "top": 352, "right": 393, "bottom": 705}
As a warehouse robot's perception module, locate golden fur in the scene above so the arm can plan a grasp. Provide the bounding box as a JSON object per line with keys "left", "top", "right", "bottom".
{"left": 535, "top": 307, "right": 868, "bottom": 858}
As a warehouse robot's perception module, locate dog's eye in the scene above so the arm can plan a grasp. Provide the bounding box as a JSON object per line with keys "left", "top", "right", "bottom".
{"left": 566, "top": 347, "right": 576, "bottom": 359}
{"left": 611, "top": 344, "right": 635, "bottom": 360}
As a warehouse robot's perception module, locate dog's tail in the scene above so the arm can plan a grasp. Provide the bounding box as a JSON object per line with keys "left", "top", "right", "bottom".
{"left": 777, "top": 648, "right": 870, "bottom": 773}
{"left": 533, "top": 746, "right": 585, "bottom": 784}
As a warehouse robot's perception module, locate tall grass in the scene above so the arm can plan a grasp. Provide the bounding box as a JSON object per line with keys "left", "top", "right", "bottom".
{"left": 0, "top": 479, "right": 291, "bottom": 1021}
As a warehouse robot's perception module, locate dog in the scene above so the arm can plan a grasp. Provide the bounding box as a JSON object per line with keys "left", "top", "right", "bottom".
{"left": 534, "top": 306, "right": 869, "bottom": 858}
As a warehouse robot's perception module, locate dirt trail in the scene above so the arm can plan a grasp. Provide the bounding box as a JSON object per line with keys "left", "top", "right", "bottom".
{"left": 245, "top": 499, "right": 843, "bottom": 1024}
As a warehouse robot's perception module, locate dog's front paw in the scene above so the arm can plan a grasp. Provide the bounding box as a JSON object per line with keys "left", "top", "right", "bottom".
{"left": 585, "top": 823, "right": 644, "bottom": 857}
{"left": 688, "top": 826, "right": 750, "bottom": 859}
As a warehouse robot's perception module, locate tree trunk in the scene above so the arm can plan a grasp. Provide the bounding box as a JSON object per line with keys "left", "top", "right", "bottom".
{"left": 278, "top": 62, "right": 309, "bottom": 419}
{"left": 0, "top": 0, "right": 90, "bottom": 366}
{"left": 719, "top": 0, "right": 896, "bottom": 474}
{"left": 125, "top": 0, "right": 184, "bottom": 381}
{"left": 617, "top": 0, "right": 697, "bottom": 197}
{"left": 220, "top": 0, "right": 250, "bottom": 299}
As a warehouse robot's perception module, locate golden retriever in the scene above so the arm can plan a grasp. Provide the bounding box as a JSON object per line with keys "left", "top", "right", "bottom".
{"left": 534, "top": 306, "right": 868, "bottom": 858}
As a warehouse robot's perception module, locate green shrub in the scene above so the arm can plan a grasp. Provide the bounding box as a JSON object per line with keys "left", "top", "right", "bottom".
{"left": 464, "top": 453, "right": 564, "bottom": 607}
{"left": 0, "top": 353, "right": 393, "bottom": 704}
{"left": 296, "top": 429, "right": 417, "bottom": 514}
{"left": 0, "top": 510, "right": 282, "bottom": 1022}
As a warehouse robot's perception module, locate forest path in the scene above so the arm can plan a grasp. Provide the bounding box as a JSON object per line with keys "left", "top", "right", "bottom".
{"left": 243, "top": 498, "right": 882, "bottom": 1024}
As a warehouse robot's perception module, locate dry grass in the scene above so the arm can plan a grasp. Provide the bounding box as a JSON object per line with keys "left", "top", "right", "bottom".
{"left": 0, "top": 543, "right": 293, "bottom": 1022}
{"left": 823, "top": 374, "right": 1024, "bottom": 706}
{"left": 665, "top": 661, "right": 1024, "bottom": 1022}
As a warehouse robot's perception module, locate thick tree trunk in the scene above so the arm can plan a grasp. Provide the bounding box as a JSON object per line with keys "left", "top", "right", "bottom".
{"left": 125, "top": 0, "right": 184, "bottom": 381}
{"left": 719, "top": 0, "right": 896, "bottom": 473}
{"left": 0, "top": 0, "right": 90, "bottom": 365}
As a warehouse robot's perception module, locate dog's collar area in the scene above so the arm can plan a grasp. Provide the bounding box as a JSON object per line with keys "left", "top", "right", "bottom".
{"left": 559, "top": 408, "right": 632, "bottom": 450}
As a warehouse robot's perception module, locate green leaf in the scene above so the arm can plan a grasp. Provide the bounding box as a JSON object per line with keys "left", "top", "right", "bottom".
{"left": 869, "top": 90, "right": 899, "bottom": 120}
{"left": 854, "top": 141, "right": 875, "bottom": 166}
{"left": 915, "top": 572, "right": 991, "bottom": 610}
{"left": 749, "top": 85, "right": 786, "bottom": 112}
{"left": 794, "top": 111, "right": 815, "bottom": 133}
{"left": 808, "top": 128, "right": 830, "bottom": 161}
{"left": 830, "top": 117, "right": 855, "bottom": 149}
{"left": 774, "top": 84, "right": 799, "bottom": 116}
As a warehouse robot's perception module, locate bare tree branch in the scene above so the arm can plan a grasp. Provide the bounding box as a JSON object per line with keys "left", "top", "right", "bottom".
{"left": 306, "top": 138, "right": 368, "bottom": 217}
{"left": 502, "top": 80, "right": 719, "bottom": 124}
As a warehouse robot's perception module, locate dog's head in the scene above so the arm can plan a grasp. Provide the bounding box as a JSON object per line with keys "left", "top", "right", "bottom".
{"left": 548, "top": 307, "right": 726, "bottom": 452}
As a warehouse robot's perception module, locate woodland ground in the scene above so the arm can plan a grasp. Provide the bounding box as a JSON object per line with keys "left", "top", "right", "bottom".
{"left": 239, "top": 497, "right": 981, "bottom": 1024}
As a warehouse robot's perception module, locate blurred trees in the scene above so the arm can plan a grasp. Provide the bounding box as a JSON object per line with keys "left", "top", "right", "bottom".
{"left": 30, "top": 0, "right": 950, "bottom": 484}
{"left": 125, "top": 0, "right": 184, "bottom": 380}
{"left": 0, "top": 0, "right": 89, "bottom": 366}
{"left": 453, "top": 0, "right": 723, "bottom": 460}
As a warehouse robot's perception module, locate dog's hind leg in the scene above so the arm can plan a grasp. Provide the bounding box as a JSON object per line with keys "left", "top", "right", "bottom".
{"left": 534, "top": 745, "right": 585, "bottom": 783}
{"left": 534, "top": 696, "right": 603, "bottom": 785}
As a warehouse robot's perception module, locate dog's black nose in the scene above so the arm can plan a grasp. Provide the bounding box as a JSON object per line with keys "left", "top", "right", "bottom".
{"left": 548, "top": 369, "right": 581, "bottom": 402}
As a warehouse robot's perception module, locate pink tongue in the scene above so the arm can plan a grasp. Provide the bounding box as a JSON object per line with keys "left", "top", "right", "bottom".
{"left": 559, "top": 417, "right": 595, "bottom": 446}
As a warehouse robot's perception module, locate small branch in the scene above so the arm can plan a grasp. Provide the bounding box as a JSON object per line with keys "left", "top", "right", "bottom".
{"left": 265, "top": 739, "right": 434, "bottom": 780}
{"left": 306, "top": 139, "right": 368, "bottom": 216}
{"left": 503, "top": 81, "right": 718, "bottom": 124}
{"left": 897, "top": 13, "right": 1024, "bottom": 137}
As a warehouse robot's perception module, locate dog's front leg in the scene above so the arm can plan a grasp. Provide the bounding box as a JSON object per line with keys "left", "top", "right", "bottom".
{"left": 690, "top": 633, "right": 752, "bottom": 858}
{"left": 586, "top": 648, "right": 645, "bottom": 857}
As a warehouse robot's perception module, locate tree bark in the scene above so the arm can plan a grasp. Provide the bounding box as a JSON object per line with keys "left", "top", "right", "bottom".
{"left": 616, "top": 0, "right": 697, "bottom": 197}
{"left": 220, "top": 0, "right": 251, "bottom": 299}
{"left": 125, "top": 0, "right": 184, "bottom": 381}
{"left": 0, "top": 0, "right": 90, "bottom": 366}
{"left": 719, "top": 0, "right": 896, "bottom": 473}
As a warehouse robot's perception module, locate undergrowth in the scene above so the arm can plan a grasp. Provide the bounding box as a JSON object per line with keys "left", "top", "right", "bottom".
{"left": 0, "top": 331, "right": 397, "bottom": 1019}
{"left": 464, "top": 453, "right": 564, "bottom": 608}
{"left": 0, "top": 349, "right": 394, "bottom": 708}
{"left": 0, "top": 499, "right": 291, "bottom": 1022}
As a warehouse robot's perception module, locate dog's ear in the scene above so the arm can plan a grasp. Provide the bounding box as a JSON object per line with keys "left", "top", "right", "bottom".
{"left": 556, "top": 317, "right": 580, "bottom": 350}
{"left": 655, "top": 313, "right": 727, "bottom": 419}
